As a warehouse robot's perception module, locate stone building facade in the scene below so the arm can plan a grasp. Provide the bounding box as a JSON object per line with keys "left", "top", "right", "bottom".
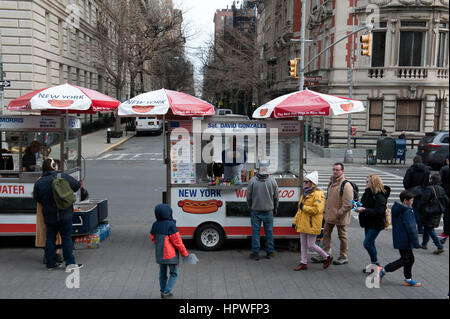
{"left": 0, "top": 0, "right": 186, "bottom": 118}
{"left": 0, "top": 0, "right": 121, "bottom": 114}
{"left": 255, "top": 0, "right": 449, "bottom": 149}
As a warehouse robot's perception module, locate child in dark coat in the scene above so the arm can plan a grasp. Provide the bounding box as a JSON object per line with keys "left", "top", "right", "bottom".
{"left": 150, "top": 204, "right": 189, "bottom": 299}
{"left": 378, "top": 190, "right": 421, "bottom": 286}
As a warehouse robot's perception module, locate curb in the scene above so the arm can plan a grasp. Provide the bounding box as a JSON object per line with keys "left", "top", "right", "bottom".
{"left": 97, "top": 134, "right": 134, "bottom": 157}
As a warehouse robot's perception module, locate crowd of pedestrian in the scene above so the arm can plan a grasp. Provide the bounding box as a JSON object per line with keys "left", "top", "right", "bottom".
{"left": 244, "top": 157, "right": 448, "bottom": 289}
{"left": 32, "top": 151, "right": 448, "bottom": 298}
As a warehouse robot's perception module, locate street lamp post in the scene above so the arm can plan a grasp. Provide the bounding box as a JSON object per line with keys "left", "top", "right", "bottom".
{"left": 344, "top": 5, "right": 356, "bottom": 164}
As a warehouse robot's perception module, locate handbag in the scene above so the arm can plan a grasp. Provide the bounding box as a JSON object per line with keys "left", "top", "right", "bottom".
{"left": 423, "top": 187, "right": 445, "bottom": 216}
{"left": 384, "top": 205, "right": 391, "bottom": 229}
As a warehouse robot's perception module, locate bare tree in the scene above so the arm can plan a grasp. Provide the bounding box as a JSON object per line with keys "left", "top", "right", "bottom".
{"left": 96, "top": 0, "right": 131, "bottom": 133}
{"left": 201, "top": 26, "right": 266, "bottom": 113}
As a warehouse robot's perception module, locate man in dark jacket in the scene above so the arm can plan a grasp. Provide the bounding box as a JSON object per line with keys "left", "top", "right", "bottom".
{"left": 33, "top": 158, "right": 82, "bottom": 271}
{"left": 419, "top": 174, "right": 448, "bottom": 254}
{"left": 439, "top": 155, "right": 449, "bottom": 240}
{"left": 403, "top": 155, "right": 430, "bottom": 234}
{"left": 379, "top": 190, "right": 421, "bottom": 287}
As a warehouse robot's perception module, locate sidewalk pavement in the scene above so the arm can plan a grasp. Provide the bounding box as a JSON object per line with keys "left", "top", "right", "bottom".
{"left": 81, "top": 125, "right": 134, "bottom": 158}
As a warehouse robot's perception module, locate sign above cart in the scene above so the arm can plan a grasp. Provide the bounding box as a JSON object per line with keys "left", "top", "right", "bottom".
{"left": 0, "top": 115, "right": 80, "bottom": 130}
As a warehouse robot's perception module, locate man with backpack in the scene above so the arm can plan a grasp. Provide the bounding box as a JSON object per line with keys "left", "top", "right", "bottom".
{"left": 312, "top": 163, "right": 355, "bottom": 265}
{"left": 33, "top": 158, "right": 82, "bottom": 271}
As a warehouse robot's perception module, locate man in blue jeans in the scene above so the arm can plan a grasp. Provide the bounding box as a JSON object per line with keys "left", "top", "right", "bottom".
{"left": 33, "top": 158, "right": 82, "bottom": 271}
{"left": 246, "top": 161, "right": 279, "bottom": 260}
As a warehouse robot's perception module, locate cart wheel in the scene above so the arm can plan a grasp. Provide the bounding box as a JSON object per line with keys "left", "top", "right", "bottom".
{"left": 195, "top": 223, "right": 225, "bottom": 251}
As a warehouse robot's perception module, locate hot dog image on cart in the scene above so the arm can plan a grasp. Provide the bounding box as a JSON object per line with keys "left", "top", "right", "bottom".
{"left": 1, "top": 83, "right": 119, "bottom": 239}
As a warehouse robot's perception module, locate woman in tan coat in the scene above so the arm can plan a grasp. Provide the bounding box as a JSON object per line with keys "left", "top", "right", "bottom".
{"left": 292, "top": 171, "right": 333, "bottom": 270}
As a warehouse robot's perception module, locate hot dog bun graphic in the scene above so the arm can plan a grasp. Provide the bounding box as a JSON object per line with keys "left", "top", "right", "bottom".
{"left": 340, "top": 102, "right": 354, "bottom": 112}
{"left": 132, "top": 105, "right": 154, "bottom": 113}
{"left": 48, "top": 99, "right": 74, "bottom": 108}
{"left": 178, "top": 199, "right": 223, "bottom": 214}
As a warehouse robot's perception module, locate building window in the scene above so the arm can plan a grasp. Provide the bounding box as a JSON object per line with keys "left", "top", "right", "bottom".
{"left": 369, "top": 100, "right": 383, "bottom": 131}
{"left": 437, "top": 30, "right": 448, "bottom": 67}
{"left": 434, "top": 100, "right": 443, "bottom": 131}
{"left": 371, "top": 32, "right": 386, "bottom": 67}
{"left": 399, "top": 31, "right": 425, "bottom": 66}
{"left": 396, "top": 100, "right": 421, "bottom": 131}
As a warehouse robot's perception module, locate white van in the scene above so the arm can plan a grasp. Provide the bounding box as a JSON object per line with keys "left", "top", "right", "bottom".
{"left": 216, "top": 109, "right": 232, "bottom": 116}
{"left": 135, "top": 117, "right": 163, "bottom": 135}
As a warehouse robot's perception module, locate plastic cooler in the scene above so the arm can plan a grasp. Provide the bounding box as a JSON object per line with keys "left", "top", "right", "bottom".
{"left": 72, "top": 202, "right": 99, "bottom": 235}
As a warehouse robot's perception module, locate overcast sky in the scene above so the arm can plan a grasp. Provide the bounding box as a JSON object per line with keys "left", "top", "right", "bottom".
{"left": 173, "top": 0, "right": 240, "bottom": 95}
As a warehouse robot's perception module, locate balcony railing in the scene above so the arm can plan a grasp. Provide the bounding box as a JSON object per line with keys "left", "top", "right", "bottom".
{"left": 366, "top": 67, "right": 449, "bottom": 80}
{"left": 368, "top": 68, "right": 384, "bottom": 79}
{"left": 396, "top": 67, "right": 427, "bottom": 79}
{"left": 437, "top": 68, "right": 449, "bottom": 79}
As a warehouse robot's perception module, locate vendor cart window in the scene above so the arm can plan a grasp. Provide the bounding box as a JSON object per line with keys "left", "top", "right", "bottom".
{"left": 1, "top": 132, "right": 20, "bottom": 174}
{"left": 21, "top": 132, "right": 62, "bottom": 173}
{"left": 65, "top": 129, "right": 80, "bottom": 171}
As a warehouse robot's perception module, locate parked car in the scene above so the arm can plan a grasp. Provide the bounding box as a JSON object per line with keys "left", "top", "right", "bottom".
{"left": 417, "top": 131, "right": 449, "bottom": 169}
{"left": 135, "top": 117, "right": 163, "bottom": 135}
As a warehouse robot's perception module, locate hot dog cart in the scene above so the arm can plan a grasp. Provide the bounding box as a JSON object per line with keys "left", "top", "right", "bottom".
{"left": 165, "top": 116, "right": 302, "bottom": 250}
{"left": 0, "top": 114, "right": 83, "bottom": 235}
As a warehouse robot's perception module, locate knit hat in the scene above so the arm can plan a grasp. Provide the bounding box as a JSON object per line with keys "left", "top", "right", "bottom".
{"left": 258, "top": 160, "right": 270, "bottom": 175}
{"left": 304, "top": 171, "right": 319, "bottom": 186}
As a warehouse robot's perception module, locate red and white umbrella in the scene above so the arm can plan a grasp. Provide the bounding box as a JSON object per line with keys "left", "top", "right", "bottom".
{"left": 7, "top": 83, "right": 120, "bottom": 113}
{"left": 118, "top": 88, "right": 215, "bottom": 117}
{"left": 253, "top": 89, "right": 365, "bottom": 118}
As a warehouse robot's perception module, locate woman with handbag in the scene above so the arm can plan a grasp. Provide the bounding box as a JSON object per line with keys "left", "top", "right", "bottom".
{"left": 419, "top": 174, "right": 449, "bottom": 255}
{"left": 355, "top": 174, "right": 390, "bottom": 272}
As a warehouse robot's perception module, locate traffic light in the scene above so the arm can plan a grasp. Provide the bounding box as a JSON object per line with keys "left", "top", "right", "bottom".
{"left": 360, "top": 33, "right": 372, "bottom": 56}
{"left": 288, "top": 58, "right": 299, "bottom": 78}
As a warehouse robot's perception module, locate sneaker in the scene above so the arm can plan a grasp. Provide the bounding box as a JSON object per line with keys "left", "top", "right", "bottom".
{"left": 378, "top": 267, "right": 386, "bottom": 282}
{"left": 403, "top": 279, "right": 422, "bottom": 287}
{"left": 294, "top": 263, "right": 308, "bottom": 271}
{"left": 161, "top": 292, "right": 173, "bottom": 299}
{"left": 332, "top": 257, "right": 348, "bottom": 265}
{"left": 56, "top": 253, "right": 64, "bottom": 263}
{"left": 65, "top": 264, "right": 84, "bottom": 272}
{"left": 420, "top": 245, "right": 428, "bottom": 250}
{"left": 249, "top": 253, "right": 259, "bottom": 261}
{"left": 323, "top": 255, "right": 333, "bottom": 269}
{"left": 362, "top": 263, "right": 380, "bottom": 273}
{"left": 265, "top": 252, "right": 275, "bottom": 259}
{"left": 46, "top": 263, "right": 63, "bottom": 271}
{"left": 311, "top": 256, "right": 325, "bottom": 263}
{"left": 433, "top": 248, "right": 445, "bottom": 255}
{"left": 438, "top": 233, "right": 449, "bottom": 238}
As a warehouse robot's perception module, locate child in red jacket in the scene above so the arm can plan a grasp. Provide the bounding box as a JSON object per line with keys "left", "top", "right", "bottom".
{"left": 150, "top": 204, "right": 189, "bottom": 299}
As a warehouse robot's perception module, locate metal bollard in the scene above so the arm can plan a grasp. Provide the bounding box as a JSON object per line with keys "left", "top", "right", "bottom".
{"left": 107, "top": 128, "right": 111, "bottom": 144}
{"left": 324, "top": 129, "right": 330, "bottom": 148}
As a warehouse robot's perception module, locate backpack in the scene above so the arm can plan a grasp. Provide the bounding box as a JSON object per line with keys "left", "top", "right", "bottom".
{"left": 340, "top": 179, "right": 359, "bottom": 202}
{"left": 52, "top": 173, "right": 76, "bottom": 210}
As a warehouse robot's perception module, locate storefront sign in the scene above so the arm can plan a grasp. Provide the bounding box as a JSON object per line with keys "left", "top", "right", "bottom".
{"left": 0, "top": 116, "right": 62, "bottom": 130}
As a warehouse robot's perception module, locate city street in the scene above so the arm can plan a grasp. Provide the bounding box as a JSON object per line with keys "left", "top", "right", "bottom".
{"left": 0, "top": 134, "right": 448, "bottom": 299}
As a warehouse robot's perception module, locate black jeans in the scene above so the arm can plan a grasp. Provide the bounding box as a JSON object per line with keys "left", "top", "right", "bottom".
{"left": 45, "top": 218, "right": 75, "bottom": 267}
{"left": 384, "top": 249, "right": 415, "bottom": 279}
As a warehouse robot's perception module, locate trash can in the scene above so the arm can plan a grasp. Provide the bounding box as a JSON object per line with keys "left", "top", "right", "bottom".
{"left": 366, "top": 149, "right": 377, "bottom": 165}
{"left": 394, "top": 138, "right": 407, "bottom": 164}
{"left": 376, "top": 137, "right": 396, "bottom": 163}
